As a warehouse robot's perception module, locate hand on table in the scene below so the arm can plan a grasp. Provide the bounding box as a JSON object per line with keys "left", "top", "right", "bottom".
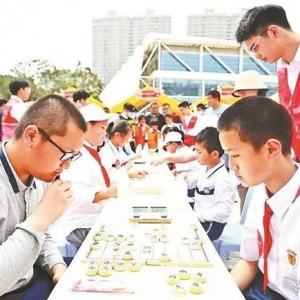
{"left": 174, "top": 171, "right": 189, "bottom": 183}
{"left": 150, "top": 157, "right": 166, "bottom": 166}
{"left": 182, "top": 173, "right": 189, "bottom": 183}
{"left": 128, "top": 169, "right": 148, "bottom": 179}
{"left": 131, "top": 153, "right": 142, "bottom": 160}
{"left": 52, "top": 263, "right": 67, "bottom": 285}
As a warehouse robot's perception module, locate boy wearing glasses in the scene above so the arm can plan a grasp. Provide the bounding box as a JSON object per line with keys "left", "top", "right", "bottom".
{"left": 0, "top": 95, "right": 87, "bottom": 299}
{"left": 236, "top": 5, "right": 300, "bottom": 161}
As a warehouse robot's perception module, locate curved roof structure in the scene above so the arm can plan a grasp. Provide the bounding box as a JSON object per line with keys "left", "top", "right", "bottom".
{"left": 100, "top": 33, "right": 275, "bottom": 108}
{"left": 100, "top": 44, "right": 144, "bottom": 109}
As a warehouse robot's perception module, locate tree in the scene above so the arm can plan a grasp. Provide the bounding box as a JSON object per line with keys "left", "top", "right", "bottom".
{"left": 11, "top": 59, "right": 55, "bottom": 84}
{"left": 10, "top": 60, "right": 55, "bottom": 98}
{"left": 71, "top": 61, "right": 103, "bottom": 95}
{"left": 39, "top": 67, "right": 75, "bottom": 95}
{"left": 0, "top": 75, "right": 14, "bottom": 99}
{"left": 1, "top": 59, "right": 104, "bottom": 100}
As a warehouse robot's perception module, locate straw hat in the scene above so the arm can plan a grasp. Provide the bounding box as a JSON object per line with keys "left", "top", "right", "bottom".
{"left": 232, "top": 70, "right": 268, "bottom": 97}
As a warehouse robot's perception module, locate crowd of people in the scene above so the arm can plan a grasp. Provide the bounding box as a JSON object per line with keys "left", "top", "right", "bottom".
{"left": 0, "top": 4, "right": 300, "bottom": 300}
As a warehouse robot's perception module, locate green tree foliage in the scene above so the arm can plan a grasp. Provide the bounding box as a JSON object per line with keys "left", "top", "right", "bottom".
{"left": 0, "top": 60, "right": 103, "bottom": 100}
{"left": 0, "top": 75, "right": 14, "bottom": 99}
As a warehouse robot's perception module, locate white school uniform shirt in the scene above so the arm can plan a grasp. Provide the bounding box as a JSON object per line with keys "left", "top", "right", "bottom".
{"left": 182, "top": 114, "right": 201, "bottom": 136}
{"left": 9, "top": 95, "right": 27, "bottom": 121}
{"left": 59, "top": 141, "right": 109, "bottom": 237}
{"left": 186, "top": 114, "right": 219, "bottom": 139}
{"left": 241, "top": 166, "right": 300, "bottom": 300}
{"left": 100, "top": 140, "right": 131, "bottom": 184}
{"left": 279, "top": 45, "right": 300, "bottom": 94}
{"left": 191, "top": 161, "right": 236, "bottom": 223}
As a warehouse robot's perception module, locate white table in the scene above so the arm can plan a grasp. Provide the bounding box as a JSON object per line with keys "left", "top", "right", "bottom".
{"left": 49, "top": 167, "right": 245, "bottom": 300}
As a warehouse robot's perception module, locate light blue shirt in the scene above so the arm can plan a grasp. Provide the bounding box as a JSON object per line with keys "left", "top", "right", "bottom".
{"left": 204, "top": 104, "right": 229, "bottom": 117}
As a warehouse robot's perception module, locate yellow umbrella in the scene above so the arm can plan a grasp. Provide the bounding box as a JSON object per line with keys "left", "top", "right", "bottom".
{"left": 88, "top": 97, "right": 105, "bottom": 108}
{"left": 109, "top": 95, "right": 146, "bottom": 113}
{"left": 155, "top": 93, "right": 181, "bottom": 114}
{"left": 110, "top": 86, "right": 181, "bottom": 114}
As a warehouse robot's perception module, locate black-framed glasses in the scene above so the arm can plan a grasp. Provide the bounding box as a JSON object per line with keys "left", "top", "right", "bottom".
{"left": 245, "top": 28, "right": 268, "bottom": 53}
{"left": 38, "top": 127, "right": 82, "bottom": 162}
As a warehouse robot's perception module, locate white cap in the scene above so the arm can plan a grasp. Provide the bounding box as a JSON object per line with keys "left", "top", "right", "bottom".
{"left": 232, "top": 70, "right": 268, "bottom": 97}
{"left": 80, "top": 104, "right": 112, "bottom": 122}
{"left": 163, "top": 131, "right": 182, "bottom": 145}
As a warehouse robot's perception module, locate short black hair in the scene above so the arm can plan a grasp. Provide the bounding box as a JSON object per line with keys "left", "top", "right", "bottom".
{"left": 207, "top": 90, "right": 220, "bottom": 100}
{"left": 163, "top": 126, "right": 172, "bottom": 136}
{"left": 9, "top": 78, "right": 30, "bottom": 95}
{"left": 150, "top": 102, "right": 159, "bottom": 108}
{"left": 138, "top": 114, "right": 146, "bottom": 121}
{"left": 178, "top": 101, "right": 190, "bottom": 108}
{"left": 0, "top": 99, "right": 7, "bottom": 106}
{"left": 218, "top": 96, "right": 292, "bottom": 154}
{"left": 14, "top": 94, "right": 87, "bottom": 140}
{"left": 257, "top": 90, "right": 267, "bottom": 96}
{"left": 195, "top": 127, "right": 224, "bottom": 157}
{"left": 197, "top": 103, "right": 206, "bottom": 110}
{"left": 236, "top": 5, "right": 291, "bottom": 43}
{"left": 73, "top": 89, "right": 90, "bottom": 102}
{"left": 123, "top": 103, "right": 137, "bottom": 112}
{"left": 165, "top": 114, "right": 172, "bottom": 119}
{"left": 106, "top": 119, "right": 131, "bottom": 139}
{"left": 164, "top": 126, "right": 185, "bottom": 141}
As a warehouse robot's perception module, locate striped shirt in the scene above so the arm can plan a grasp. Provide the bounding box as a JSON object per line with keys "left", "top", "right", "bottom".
{"left": 0, "top": 143, "right": 66, "bottom": 296}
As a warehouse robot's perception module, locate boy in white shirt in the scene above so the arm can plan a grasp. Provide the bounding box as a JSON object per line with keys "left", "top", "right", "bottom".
{"left": 60, "top": 105, "right": 115, "bottom": 247}
{"left": 187, "top": 127, "right": 236, "bottom": 241}
{"left": 61, "top": 105, "right": 146, "bottom": 247}
{"left": 164, "top": 131, "right": 200, "bottom": 175}
{"left": 218, "top": 96, "right": 297, "bottom": 299}
{"left": 2, "top": 78, "right": 31, "bottom": 140}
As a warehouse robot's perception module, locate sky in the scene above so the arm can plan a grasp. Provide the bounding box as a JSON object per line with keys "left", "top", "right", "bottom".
{"left": 0, "top": 0, "right": 298, "bottom": 75}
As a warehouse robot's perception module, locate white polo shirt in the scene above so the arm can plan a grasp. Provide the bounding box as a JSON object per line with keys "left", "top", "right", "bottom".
{"left": 189, "top": 161, "right": 236, "bottom": 223}
{"left": 60, "top": 142, "right": 109, "bottom": 237}
{"left": 9, "top": 95, "right": 27, "bottom": 121}
{"left": 241, "top": 166, "right": 300, "bottom": 300}
{"left": 279, "top": 45, "right": 300, "bottom": 94}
